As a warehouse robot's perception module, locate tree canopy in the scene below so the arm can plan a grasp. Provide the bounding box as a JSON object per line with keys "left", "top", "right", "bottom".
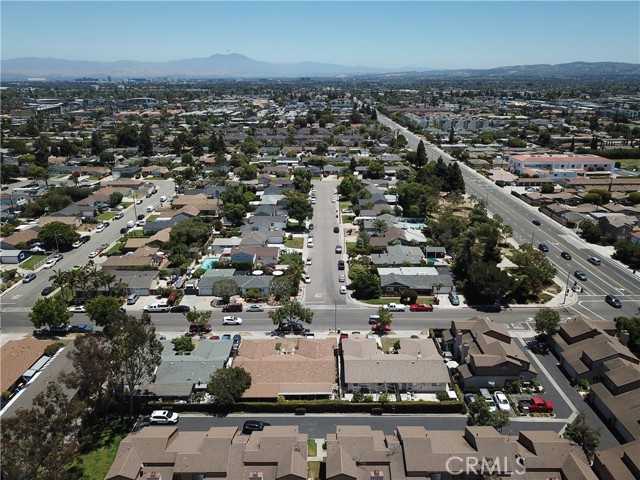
{"left": 267, "top": 298, "right": 313, "bottom": 326}
{"left": 29, "top": 297, "right": 72, "bottom": 330}
{"left": 37, "top": 221, "right": 79, "bottom": 252}
{"left": 466, "top": 395, "right": 510, "bottom": 432}
{"left": 534, "top": 308, "right": 561, "bottom": 339}
{"left": 207, "top": 367, "right": 252, "bottom": 406}
{"left": 563, "top": 412, "right": 601, "bottom": 462}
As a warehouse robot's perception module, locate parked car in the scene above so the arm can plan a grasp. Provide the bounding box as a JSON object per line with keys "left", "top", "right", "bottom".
{"left": 560, "top": 251, "right": 572, "bottom": 260}
{"left": 242, "top": 420, "right": 270, "bottom": 434}
{"left": 189, "top": 322, "right": 212, "bottom": 333}
{"left": 448, "top": 292, "right": 460, "bottom": 306}
{"left": 41, "top": 286, "right": 56, "bottom": 296}
{"left": 538, "top": 243, "right": 549, "bottom": 252}
{"left": 114, "top": 212, "right": 124, "bottom": 220}
{"left": 306, "top": 258, "right": 312, "bottom": 266}
{"left": 246, "top": 305, "right": 264, "bottom": 312}
{"left": 339, "top": 286, "right": 347, "bottom": 294}
{"left": 605, "top": 294, "right": 622, "bottom": 308}
{"left": 79, "top": 235, "right": 91, "bottom": 243}
{"left": 337, "top": 260, "right": 345, "bottom": 270}
{"left": 493, "top": 391, "right": 510, "bottom": 412}
{"left": 95, "top": 223, "right": 106, "bottom": 233}
{"left": 72, "top": 241, "right": 83, "bottom": 248}
{"left": 127, "top": 293, "right": 140, "bottom": 305}
{"left": 137, "top": 213, "right": 145, "bottom": 220}
{"left": 222, "top": 316, "right": 243, "bottom": 325}
{"left": 170, "top": 305, "right": 191, "bottom": 313}
{"left": 339, "top": 274, "right": 346, "bottom": 282}
{"left": 383, "top": 303, "right": 405, "bottom": 312}
{"left": 70, "top": 324, "right": 94, "bottom": 333}
{"left": 574, "top": 270, "right": 587, "bottom": 281}
{"left": 464, "top": 394, "right": 476, "bottom": 405}
{"left": 143, "top": 303, "right": 170, "bottom": 313}
{"left": 274, "top": 321, "right": 308, "bottom": 335}
{"left": 222, "top": 303, "right": 243, "bottom": 313}
{"left": 50, "top": 324, "right": 72, "bottom": 336}
{"left": 149, "top": 410, "right": 179, "bottom": 425}
{"left": 371, "top": 322, "right": 392, "bottom": 333}
{"left": 22, "top": 273, "right": 37, "bottom": 283}
{"left": 68, "top": 305, "right": 86, "bottom": 314}
{"left": 88, "top": 251, "right": 99, "bottom": 258}
{"left": 410, "top": 303, "right": 433, "bottom": 312}
{"left": 368, "top": 314, "right": 380, "bottom": 325}
{"left": 333, "top": 225, "right": 340, "bottom": 233}
{"left": 136, "top": 219, "right": 146, "bottom": 227}
{"left": 303, "top": 274, "right": 311, "bottom": 284}
{"left": 335, "top": 245, "right": 342, "bottom": 254}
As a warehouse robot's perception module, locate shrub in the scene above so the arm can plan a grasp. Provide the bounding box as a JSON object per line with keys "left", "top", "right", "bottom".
{"left": 371, "top": 407, "right": 383, "bottom": 416}
{"left": 436, "top": 391, "right": 450, "bottom": 401}
{"left": 378, "top": 392, "right": 390, "bottom": 404}
{"left": 44, "top": 342, "right": 64, "bottom": 357}
{"left": 295, "top": 407, "right": 306, "bottom": 416}
{"left": 578, "top": 379, "right": 590, "bottom": 391}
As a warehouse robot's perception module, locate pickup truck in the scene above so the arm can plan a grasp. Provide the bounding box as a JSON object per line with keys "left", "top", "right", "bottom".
{"left": 383, "top": 303, "right": 406, "bottom": 312}
{"left": 518, "top": 397, "right": 554, "bottom": 413}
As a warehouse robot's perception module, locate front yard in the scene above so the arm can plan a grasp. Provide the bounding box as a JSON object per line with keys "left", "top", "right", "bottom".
{"left": 97, "top": 211, "right": 117, "bottom": 221}
{"left": 284, "top": 237, "right": 304, "bottom": 249}
{"left": 20, "top": 255, "right": 46, "bottom": 270}
{"left": 360, "top": 297, "right": 435, "bottom": 306}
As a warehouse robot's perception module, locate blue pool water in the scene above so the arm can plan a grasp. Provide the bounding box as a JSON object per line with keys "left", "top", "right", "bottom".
{"left": 201, "top": 257, "right": 220, "bottom": 270}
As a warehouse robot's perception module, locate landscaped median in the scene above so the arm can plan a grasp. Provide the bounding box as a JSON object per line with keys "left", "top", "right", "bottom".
{"left": 145, "top": 398, "right": 464, "bottom": 415}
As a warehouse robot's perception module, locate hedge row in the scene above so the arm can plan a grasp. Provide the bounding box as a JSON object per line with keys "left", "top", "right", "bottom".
{"left": 145, "top": 399, "right": 464, "bottom": 415}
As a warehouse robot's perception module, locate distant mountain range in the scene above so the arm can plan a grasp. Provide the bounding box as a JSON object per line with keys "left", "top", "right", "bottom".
{"left": 1, "top": 53, "right": 638, "bottom": 80}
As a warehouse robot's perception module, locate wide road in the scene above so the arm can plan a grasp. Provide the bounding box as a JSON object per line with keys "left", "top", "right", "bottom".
{"left": 1, "top": 179, "right": 177, "bottom": 315}
{"left": 376, "top": 112, "right": 640, "bottom": 320}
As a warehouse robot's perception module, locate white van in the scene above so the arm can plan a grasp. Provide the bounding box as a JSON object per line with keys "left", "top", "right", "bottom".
{"left": 126, "top": 220, "right": 135, "bottom": 229}
{"left": 146, "top": 205, "right": 155, "bottom": 213}
{"left": 160, "top": 195, "right": 167, "bottom": 203}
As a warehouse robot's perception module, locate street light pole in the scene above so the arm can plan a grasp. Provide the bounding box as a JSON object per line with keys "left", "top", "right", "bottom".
{"left": 563, "top": 270, "right": 571, "bottom": 305}
{"left": 531, "top": 231, "right": 535, "bottom": 245}
{"left": 54, "top": 231, "right": 60, "bottom": 254}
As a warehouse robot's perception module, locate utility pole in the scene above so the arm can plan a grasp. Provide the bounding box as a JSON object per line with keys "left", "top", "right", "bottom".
{"left": 54, "top": 231, "right": 60, "bottom": 254}
{"left": 562, "top": 270, "right": 572, "bottom": 305}
{"left": 531, "top": 231, "right": 535, "bottom": 245}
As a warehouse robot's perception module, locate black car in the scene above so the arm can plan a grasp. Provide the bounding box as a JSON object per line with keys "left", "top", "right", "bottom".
{"left": 538, "top": 243, "right": 549, "bottom": 252}
{"left": 242, "top": 420, "right": 271, "bottom": 434}
{"left": 79, "top": 235, "right": 91, "bottom": 243}
{"left": 170, "top": 305, "right": 191, "bottom": 313}
{"left": 137, "top": 214, "right": 145, "bottom": 221}
{"left": 120, "top": 227, "right": 128, "bottom": 234}
{"left": 333, "top": 225, "right": 340, "bottom": 233}
{"left": 605, "top": 294, "right": 622, "bottom": 308}
{"left": 560, "top": 251, "right": 572, "bottom": 260}
{"left": 338, "top": 260, "right": 345, "bottom": 270}
{"left": 532, "top": 219, "right": 541, "bottom": 226}
{"left": 275, "top": 322, "right": 308, "bottom": 335}
{"left": 41, "top": 286, "right": 56, "bottom": 296}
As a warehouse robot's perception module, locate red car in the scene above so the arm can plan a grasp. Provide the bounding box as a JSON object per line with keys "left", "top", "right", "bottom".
{"left": 410, "top": 303, "right": 433, "bottom": 312}
{"left": 371, "top": 322, "right": 392, "bottom": 333}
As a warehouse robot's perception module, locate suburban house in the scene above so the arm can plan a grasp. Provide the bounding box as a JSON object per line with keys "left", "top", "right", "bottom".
{"left": 597, "top": 214, "right": 637, "bottom": 242}
{"left": 171, "top": 194, "right": 221, "bottom": 216}
{"left": 371, "top": 245, "right": 426, "bottom": 266}
{"left": 551, "top": 317, "right": 638, "bottom": 384}
{"left": 142, "top": 205, "right": 199, "bottom": 234}
{"left": 112, "top": 271, "right": 159, "bottom": 297}
{"left": 340, "top": 337, "right": 450, "bottom": 394}
{"left": 111, "top": 165, "right": 141, "bottom": 179}
{"left": 589, "top": 360, "right": 640, "bottom": 443}
{"left": 105, "top": 425, "right": 308, "bottom": 480}
{"left": 232, "top": 338, "right": 337, "bottom": 400}
{"left": 231, "top": 275, "right": 272, "bottom": 296}
{"left": 141, "top": 339, "right": 234, "bottom": 399}
{"left": 248, "top": 215, "right": 288, "bottom": 230}
{"left": 370, "top": 227, "right": 427, "bottom": 249}
{"left": 593, "top": 441, "right": 640, "bottom": 480}
{"left": 210, "top": 236, "right": 242, "bottom": 254}
{"left": 507, "top": 154, "right": 615, "bottom": 178}
{"left": 441, "top": 317, "right": 537, "bottom": 388}
{"left": 240, "top": 230, "right": 267, "bottom": 248}
{"left": 0, "top": 249, "right": 30, "bottom": 265}
{"left": 196, "top": 269, "right": 235, "bottom": 296}
{"left": 1, "top": 337, "right": 55, "bottom": 396}
{"left": 378, "top": 266, "right": 454, "bottom": 295}
{"left": 100, "top": 254, "right": 163, "bottom": 272}
{"left": 325, "top": 425, "right": 595, "bottom": 480}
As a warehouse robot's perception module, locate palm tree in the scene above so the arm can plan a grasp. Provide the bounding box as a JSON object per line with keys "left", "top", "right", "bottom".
{"left": 98, "top": 271, "right": 116, "bottom": 294}
{"left": 112, "top": 280, "right": 129, "bottom": 298}
{"left": 49, "top": 269, "right": 70, "bottom": 302}
{"left": 373, "top": 219, "right": 388, "bottom": 237}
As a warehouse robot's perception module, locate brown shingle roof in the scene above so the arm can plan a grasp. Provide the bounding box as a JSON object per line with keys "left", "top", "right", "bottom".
{"left": 1, "top": 337, "right": 55, "bottom": 391}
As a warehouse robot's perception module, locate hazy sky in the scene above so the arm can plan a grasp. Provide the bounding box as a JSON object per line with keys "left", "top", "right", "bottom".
{"left": 2, "top": 1, "right": 639, "bottom": 69}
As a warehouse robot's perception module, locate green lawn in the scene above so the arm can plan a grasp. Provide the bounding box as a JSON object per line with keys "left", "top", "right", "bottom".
{"left": 307, "top": 461, "right": 323, "bottom": 480}
{"left": 307, "top": 439, "right": 317, "bottom": 457}
{"left": 105, "top": 243, "right": 124, "bottom": 255}
{"left": 69, "top": 418, "right": 130, "bottom": 479}
{"left": 97, "top": 211, "right": 117, "bottom": 221}
{"left": 120, "top": 202, "right": 133, "bottom": 209}
{"left": 618, "top": 159, "right": 640, "bottom": 170}
{"left": 52, "top": 173, "right": 68, "bottom": 178}
{"left": 20, "top": 255, "right": 46, "bottom": 270}
{"left": 284, "top": 237, "right": 304, "bottom": 249}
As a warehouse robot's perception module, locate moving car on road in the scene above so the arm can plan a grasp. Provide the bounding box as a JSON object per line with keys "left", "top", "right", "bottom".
{"left": 41, "top": 286, "right": 56, "bottom": 296}
{"left": 410, "top": 303, "right": 433, "bottom": 312}
{"left": 22, "top": 273, "right": 37, "bottom": 283}
{"left": 43, "top": 259, "right": 57, "bottom": 269}
{"left": 574, "top": 270, "right": 587, "bottom": 281}
{"left": 605, "top": 294, "right": 622, "bottom": 308}
{"left": 246, "top": 305, "right": 264, "bottom": 312}
{"left": 538, "top": 243, "right": 549, "bottom": 252}
{"left": 170, "top": 305, "right": 190, "bottom": 313}
{"left": 222, "top": 316, "right": 243, "bottom": 325}
{"left": 242, "top": 420, "right": 270, "bottom": 434}
{"left": 560, "top": 251, "right": 572, "bottom": 260}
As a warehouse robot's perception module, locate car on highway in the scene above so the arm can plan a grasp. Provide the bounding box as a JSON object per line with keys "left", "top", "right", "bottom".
{"left": 88, "top": 251, "right": 99, "bottom": 258}
{"left": 43, "top": 258, "right": 57, "bottom": 269}
{"left": 339, "top": 286, "right": 347, "bottom": 294}
{"left": 493, "top": 391, "right": 511, "bottom": 412}
{"left": 246, "top": 305, "right": 264, "bottom": 312}
{"left": 588, "top": 256, "right": 602, "bottom": 266}
{"left": 538, "top": 243, "right": 549, "bottom": 252}
{"left": 22, "top": 273, "right": 37, "bottom": 283}
{"left": 222, "top": 316, "right": 243, "bottom": 325}
{"left": 574, "top": 270, "right": 588, "bottom": 281}
{"left": 41, "top": 286, "right": 56, "bottom": 296}
{"left": 68, "top": 305, "right": 86, "bottom": 314}
{"left": 560, "top": 251, "right": 572, "bottom": 260}
{"left": 149, "top": 410, "right": 179, "bottom": 425}
{"left": 242, "top": 420, "right": 270, "bottom": 434}
{"left": 409, "top": 303, "right": 434, "bottom": 312}
{"left": 532, "top": 219, "right": 541, "bottom": 226}
{"left": 605, "top": 294, "right": 622, "bottom": 308}
{"left": 169, "top": 305, "right": 191, "bottom": 313}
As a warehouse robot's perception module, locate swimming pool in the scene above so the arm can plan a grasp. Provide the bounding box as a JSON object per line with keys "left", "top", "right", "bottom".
{"left": 200, "top": 257, "right": 220, "bottom": 270}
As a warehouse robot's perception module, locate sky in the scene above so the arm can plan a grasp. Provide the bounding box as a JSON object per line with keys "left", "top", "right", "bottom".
{"left": 1, "top": 1, "right": 639, "bottom": 70}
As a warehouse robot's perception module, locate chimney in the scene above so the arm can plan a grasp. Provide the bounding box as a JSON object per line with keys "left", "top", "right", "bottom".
{"left": 460, "top": 342, "right": 470, "bottom": 363}
{"left": 619, "top": 330, "right": 630, "bottom": 347}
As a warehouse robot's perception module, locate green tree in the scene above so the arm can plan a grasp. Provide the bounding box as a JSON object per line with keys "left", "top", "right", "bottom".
{"left": 367, "top": 160, "right": 385, "bottom": 179}
{"left": 563, "top": 412, "right": 601, "bottom": 462}
{"left": 534, "top": 308, "right": 561, "bottom": 339}
{"left": 184, "top": 307, "right": 212, "bottom": 326}
{"left": 37, "top": 222, "right": 79, "bottom": 251}
{"left": 614, "top": 315, "right": 640, "bottom": 353}
{"left": 415, "top": 140, "right": 428, "bottom": 168}
{"left": 26, "top": 164, "right": 50, "bottom": 187}
{"left": 284, "top": 191, "right": 313, "bottom": 227}
{"left": 578, "top": 220, "right": 604, "bottom": 244}
{"left": 172, "top": 335, "right": 195, "bottom": 353}
{"left": 464, "top": 261, "right": 512, "bottom": 304}
{"left": 613, "top": 240, "right": 640, "bottom": 270}
{"left": 223, "top": 203, "right": 246, "bottom": 225}
{"left": 1, "top": 162, "right": 21, "bottom": 184}
{"left": 138, "top": 124, "right": 154, "bottom": 157}
{"left": 0, "top": 383, "right": 81, "bottom": 480}
{"left": 207, "top": 366, "right": 252, "bottom": 406}
{"left": 85, "top": 295, "right": 123, "bottom": 327}
{"left": 269, "top": 275, "right": 296, "bottom": 300}
{"left": 293, "top": 169, "right": 312, "bottom": 194}
{"left": 115, "top": 124, "right": 139, "bottom": 148}
{"left": 467, "top": 395, "right": 510, "bottom": 432}
{"left": 91, "top": 131, "right": 105, "bottom": 156}
{"left": 168, "top": 217, "right": 212, "bottom": 247}
{"left": 109, "top": 314, "right": 163, "bottom": 415}
{"left": 348, "top": 264, "right": 381, "bottom": 299}
{"left": 372, "top": 218, "right": 388, "bottom": 236}
{"left": 29, "top": 298, "right": 72, "bottom": 330}
{"left": 268, "top": 298, "right": 313, "bottom": 326}
{"left": 241, "top": 135, "right": 259, "bottom": 155}
{"left": 211, "top": 279, "right": 240, "bottom": 304}
{"left": 108, "top": 191, "right": 123, "bottom": 207}
{"left": 510, "top": 243, "right": 557, "bottom": 300}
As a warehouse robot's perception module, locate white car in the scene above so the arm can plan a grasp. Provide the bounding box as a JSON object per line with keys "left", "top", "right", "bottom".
{"left": 304, "top": 274, "right": 311, "bottom": 284}
{"left": 493, "top": 391, "right": 511, "bottom": 412}
{"left": 149, "top": 410, "right": 179, "bottom": 425}
{"left": 339, "top": 286, "right": 347, "bottom": 294}
{"left": 95, "top": 224, "right": 106, "bottom": 233}
{"left": 383, "top": 303, "right": 406, "bottom": 312}
{"left": 72, "top": 241, "right": 83, "bottom": 248}
{"left": 339, "top": 274, "right": 346, "bottom": 282}
{"left": 43, "top": 259, "right": 57, "bottom": 269}
{"left": 143, "top": 303, "right": 170, "bottom": 313}
{"left": 306, "top": 258, "right": 312, "bottom": 266}
{"left": 88, "top": 251, "right": 99, "bottom": 258}
{"left": 223, "top": 316, "right": 243, "bottom": 325}
{"left": 136, "top": 219, "right": 146, "bottom": 226}
{"left": 68, "top": 305, "right": 86, "bottom": 314}
{"left": 307, "top": 240, "right": 314, "bottom": 248}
